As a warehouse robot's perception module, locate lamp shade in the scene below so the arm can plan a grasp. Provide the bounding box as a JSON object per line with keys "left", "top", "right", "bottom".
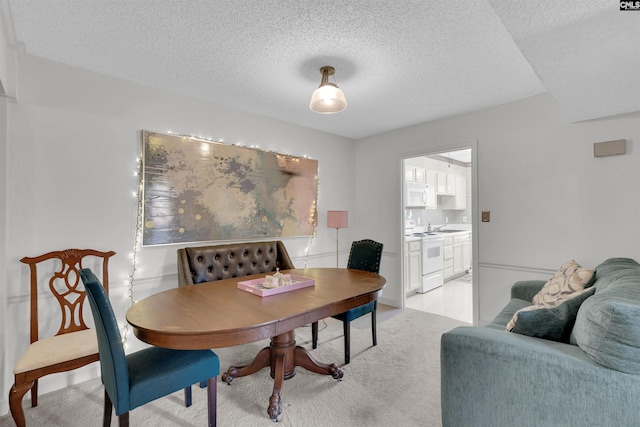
{"left": 309, "top": 84, "right": 347, "bottom": 114}
{"left": 327, "top": 210, "right": 348, "bottom": 229}
{"left": 309, "top": 66, "right": 347, "bottom": 114}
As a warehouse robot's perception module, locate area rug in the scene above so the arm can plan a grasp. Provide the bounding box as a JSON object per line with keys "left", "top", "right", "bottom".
{"left": 0, "top": 308, "right": 467, "bottom": 427}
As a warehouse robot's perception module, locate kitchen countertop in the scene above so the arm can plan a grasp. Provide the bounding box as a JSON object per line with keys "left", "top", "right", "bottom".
{"left": 405, "top": 229, "right": 471, "bottom": 242}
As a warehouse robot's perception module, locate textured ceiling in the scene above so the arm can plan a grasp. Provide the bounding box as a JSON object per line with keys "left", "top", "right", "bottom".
{"left": 488, "top": 0, "right": 640, "bottom": 122}
{"left": 4, "top": 0, "right": 639, "bottom": 139}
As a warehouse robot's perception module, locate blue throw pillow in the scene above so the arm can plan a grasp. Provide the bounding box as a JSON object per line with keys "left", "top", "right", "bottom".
{"left": 512, "top": 287, "right": 596, "bottom": 342}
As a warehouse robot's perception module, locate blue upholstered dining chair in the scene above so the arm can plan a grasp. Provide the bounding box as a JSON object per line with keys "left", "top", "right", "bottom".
{"left": 79, "top": 268, "right": 220, "bottom": 426}
{"left": 311, "top": 239, "right": 383, "bottom": 364}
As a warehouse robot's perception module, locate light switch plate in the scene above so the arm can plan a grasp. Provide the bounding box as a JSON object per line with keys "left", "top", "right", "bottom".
{"left": 482, "top": 211, "right": 490, "bottom": 222}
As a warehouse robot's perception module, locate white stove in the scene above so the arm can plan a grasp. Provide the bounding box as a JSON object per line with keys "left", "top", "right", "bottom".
{"left": 405, "top": 220, "right": 444, "bottom": 293}
{"left": 419, "top": 234, "right": 444, "bottom": 293}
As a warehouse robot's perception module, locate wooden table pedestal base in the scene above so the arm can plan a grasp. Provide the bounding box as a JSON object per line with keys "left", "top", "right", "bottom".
{"left": 221, "top": 330, "right": 344, "bottom": 421}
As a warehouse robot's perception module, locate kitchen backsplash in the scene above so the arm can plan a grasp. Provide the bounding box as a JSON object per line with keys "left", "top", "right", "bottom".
{"left": 406, "top": 207, "right": 470, "bottom": 228}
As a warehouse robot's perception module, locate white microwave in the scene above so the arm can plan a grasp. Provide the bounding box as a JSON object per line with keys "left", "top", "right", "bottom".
{"left": 405, "top": 182, "right": 432, "bottom": 207}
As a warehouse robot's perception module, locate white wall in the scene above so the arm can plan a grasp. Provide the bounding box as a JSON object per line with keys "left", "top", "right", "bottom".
{"left": 0, "top": 34, "right": 14, "bottom": 419}
{"left": 0, "top": 8, "right": 7, "bottom": 95}
{"left": 0, "top": 54, "right": 360, "bottom": 415}
{"left": 355, "top": 94, "right": 640, "bottom": 323}
{"left": 0, "top": 89, "right": 8, "bottom": 420}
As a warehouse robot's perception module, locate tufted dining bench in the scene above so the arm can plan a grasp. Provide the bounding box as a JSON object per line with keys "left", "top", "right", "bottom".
{"left": 177, "top": 241, "right": 295, "bottom": 287}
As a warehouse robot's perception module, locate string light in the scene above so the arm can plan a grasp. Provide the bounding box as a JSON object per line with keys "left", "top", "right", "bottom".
{"left": 121, "top": 156, "right": 144, "bottom": 346}
{"left": 304, "top": 225, "right": 317, "bottom": 268}
{"left": 163, "top": 131, "right": 309, "bottom": 159}
{"left": 304, "top": 174, "right": 319, "bottom": 268}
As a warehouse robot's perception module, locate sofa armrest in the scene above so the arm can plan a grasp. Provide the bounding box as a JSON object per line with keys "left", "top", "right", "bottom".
{"left": 510, "top": 280, "right": 546, "bottom": 302}
{"left": 440, "top": 326, "right": 640, "bottom": 427}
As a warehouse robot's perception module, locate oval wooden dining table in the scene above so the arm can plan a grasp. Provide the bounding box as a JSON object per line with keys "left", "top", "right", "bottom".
{"left": 126, "top": 267, "right": 386, "bottom": 421}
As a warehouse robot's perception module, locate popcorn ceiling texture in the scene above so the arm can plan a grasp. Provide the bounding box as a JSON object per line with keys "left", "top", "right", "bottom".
{"left": 488, "top": 0, "right": 640, "bottom": 123}
{"left": 6, "top": 1, "right": 638, "bottom": 139}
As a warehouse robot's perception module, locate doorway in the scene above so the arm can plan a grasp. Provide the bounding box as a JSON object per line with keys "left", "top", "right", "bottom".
{"left": 401, "top": 145, "right": 476, "bottom": 324}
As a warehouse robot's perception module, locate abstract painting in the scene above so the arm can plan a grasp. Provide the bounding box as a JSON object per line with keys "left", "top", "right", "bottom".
{"left": 141, "top": 131, "right": 318, "bottom": 245}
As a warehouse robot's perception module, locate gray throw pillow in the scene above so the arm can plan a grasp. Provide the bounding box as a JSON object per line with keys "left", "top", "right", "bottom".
{"left": 512, "top": 287, "right": 596, "bottom": 342}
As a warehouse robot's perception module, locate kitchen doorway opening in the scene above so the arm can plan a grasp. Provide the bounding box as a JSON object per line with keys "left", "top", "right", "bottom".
{"left": 401, "top": 145, "right": 477, "bottom": 324}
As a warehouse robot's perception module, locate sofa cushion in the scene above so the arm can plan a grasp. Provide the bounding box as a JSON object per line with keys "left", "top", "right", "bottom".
{"left": 487, "top": 298, "right": 532, "bottom": 329}
{"left": 531, "top": 260, "right": 595, "bottom": 306}
{"left": 591, "top": 258, "right": 640, "bottom": 293}
{"left": 509, "top": 287, "right": 595, "bottom": 342}
{"left": 572, "top": 269, "right": 640, "bottom": 374}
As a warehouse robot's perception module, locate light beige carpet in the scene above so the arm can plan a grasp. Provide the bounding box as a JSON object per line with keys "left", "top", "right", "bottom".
{"left": 0, "top": 307, "right": 467, "bottom": 427}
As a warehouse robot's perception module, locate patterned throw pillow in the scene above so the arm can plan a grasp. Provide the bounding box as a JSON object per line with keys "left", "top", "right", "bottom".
{"left": 531, "top": 260, "right": 595, "bottom": 306}
{"left": 506, "top": 260, "right": 595, "bottom": 333}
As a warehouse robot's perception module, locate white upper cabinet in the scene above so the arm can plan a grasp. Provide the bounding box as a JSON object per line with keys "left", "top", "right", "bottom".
{"left": 406, "top": 158, "right": 468, "bottom": 210}
{"left": 405, "top": 168, "right": 415, "bottom": 182}
{"left": 436, "top": 171, "right": 455, "bottom": 195}
{"left": 425, "top": 170, "right": 437, "bottom": 209}
{"left": 441, "top": 175, "right": 467, "bottom": 210}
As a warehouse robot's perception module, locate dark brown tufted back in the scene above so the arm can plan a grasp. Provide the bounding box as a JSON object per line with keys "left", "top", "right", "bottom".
{"left": 177, "top": 241, "right": 295, "bottom": 287}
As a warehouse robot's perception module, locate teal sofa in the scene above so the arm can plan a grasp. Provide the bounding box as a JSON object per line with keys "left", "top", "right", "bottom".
{"left": 441, "top": 258, "right": 640, "bottom": 427}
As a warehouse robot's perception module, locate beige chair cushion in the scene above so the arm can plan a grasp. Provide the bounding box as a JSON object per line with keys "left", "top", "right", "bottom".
{"left": 14, "top": 329, "right": 98, "bottom": 374}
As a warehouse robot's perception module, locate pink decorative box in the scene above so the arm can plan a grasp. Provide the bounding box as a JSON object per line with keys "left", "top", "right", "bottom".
{"left": 237, "top": 275, "right": 315, "bottom": 297}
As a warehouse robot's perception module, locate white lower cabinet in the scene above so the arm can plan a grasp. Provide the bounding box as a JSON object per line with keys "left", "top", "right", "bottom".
{"left": 462, "top": 236, "right": 471, "bottom": 272}
{"left": 444, "top": 232, "right": 471, "bottom": 281}
{"left": 443, "top": 236, "right": 454, "bottom": 279}
{"left": 453, "top": 240, "right": 463, "bottom": 275}
{"left": 405, "top": 240, "right": 422, "bottom": 294}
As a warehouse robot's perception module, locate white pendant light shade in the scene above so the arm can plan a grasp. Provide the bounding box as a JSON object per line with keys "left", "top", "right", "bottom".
{"left": 309, "top": 66, "right": 347, "bottom": 114}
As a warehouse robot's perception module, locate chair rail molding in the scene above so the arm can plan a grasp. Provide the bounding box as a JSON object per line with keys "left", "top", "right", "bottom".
{"left": 478, "top": 262, "right": 556, "bottom": 276}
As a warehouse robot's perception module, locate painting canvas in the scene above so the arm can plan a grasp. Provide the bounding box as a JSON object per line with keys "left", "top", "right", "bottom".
{"left": 141, "top": 131, "right": 318, "bottom": 246}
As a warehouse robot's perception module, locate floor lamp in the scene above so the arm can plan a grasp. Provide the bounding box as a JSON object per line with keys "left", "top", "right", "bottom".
{"left": 327, "top": 210, "right": 348, "bottom": 268}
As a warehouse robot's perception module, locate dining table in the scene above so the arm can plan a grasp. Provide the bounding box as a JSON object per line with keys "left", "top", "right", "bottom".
{"left": 125, "top": 267, "right": 386, "bottom": 421}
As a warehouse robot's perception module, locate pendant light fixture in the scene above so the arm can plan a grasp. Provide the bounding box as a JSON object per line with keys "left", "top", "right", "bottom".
{"left": 309, "top": 66, "right": 347, "bottom": 114}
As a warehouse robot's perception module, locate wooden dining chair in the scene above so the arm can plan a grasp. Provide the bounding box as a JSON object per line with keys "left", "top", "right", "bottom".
{"left": 10, "top": 249, "right": 116, "bottom": 427}
{"left": 311, "top": 239, "right": 384, "bottom": 364}
{"left": 79, "top": 268, "right": 220, "bottom": 426}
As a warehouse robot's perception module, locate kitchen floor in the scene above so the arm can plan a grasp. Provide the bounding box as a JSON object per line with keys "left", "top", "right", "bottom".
{"left": 405, "top": 273, "right": 473, "bottom": 324}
